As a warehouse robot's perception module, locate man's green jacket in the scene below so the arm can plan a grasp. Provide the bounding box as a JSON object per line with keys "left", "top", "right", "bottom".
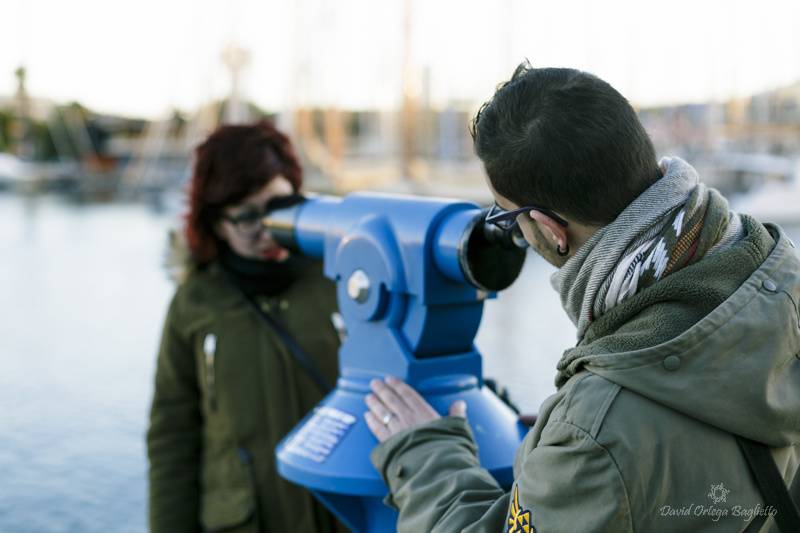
{"left": 372, "top": 218, "right": 800, "bottom": 532}
{"left": 147, "top": 260, "right": 345, "bottom": 532}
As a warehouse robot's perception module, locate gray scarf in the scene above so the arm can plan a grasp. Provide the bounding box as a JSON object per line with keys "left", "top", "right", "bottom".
{"left": 551, "top": 157, "right": 743, "bottom": 341}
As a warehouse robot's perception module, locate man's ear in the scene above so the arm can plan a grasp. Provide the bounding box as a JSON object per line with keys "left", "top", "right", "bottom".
{"left": 527, "top": 210, "right": 568, "bottom": 249}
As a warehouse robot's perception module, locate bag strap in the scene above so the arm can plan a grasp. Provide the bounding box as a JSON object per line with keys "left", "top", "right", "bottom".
{"left": 235, "top": 285, "right": 333, "bottom": 396}
{"left": 736, "top": 436, "right": 800, "bottom": 533}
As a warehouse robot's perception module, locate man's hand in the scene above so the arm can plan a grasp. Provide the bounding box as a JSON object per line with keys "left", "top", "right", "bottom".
{"left": 364, "top": 376, "right": 467, "bottom": 442}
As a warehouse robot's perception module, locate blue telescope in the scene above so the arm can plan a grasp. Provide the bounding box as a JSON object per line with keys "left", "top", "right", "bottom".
{"left": 266, "top": 192, "right": 528, "bottom": 532}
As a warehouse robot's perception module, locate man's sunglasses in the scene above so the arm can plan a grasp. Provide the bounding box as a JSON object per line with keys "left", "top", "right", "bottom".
{"left": 484, "top": 203, "right": 569, "bottom": 230}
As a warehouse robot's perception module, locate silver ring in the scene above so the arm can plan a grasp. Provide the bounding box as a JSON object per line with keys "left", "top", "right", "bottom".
{"left": 381, "top": 412, "right": 393, "bottom": 426}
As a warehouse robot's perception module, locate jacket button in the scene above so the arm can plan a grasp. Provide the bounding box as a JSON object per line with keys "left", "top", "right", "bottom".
{"left": 279, "top": 300, "right": 290, "bottom": 311}
{"left": 762, "top": 279, "right": 778, "bottom": 293}
{"left": 663, "top": 355, "right": 681, "bottom": 371}
{"left": 260, "top": 301, "right": 271, "bottom": 312}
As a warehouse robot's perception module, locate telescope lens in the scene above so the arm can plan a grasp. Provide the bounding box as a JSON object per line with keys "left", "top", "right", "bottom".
{"left": 459, "top": 210, "right": 526, "bottom": 292}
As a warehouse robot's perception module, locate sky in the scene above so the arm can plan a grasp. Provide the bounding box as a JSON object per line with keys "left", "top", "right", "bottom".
{"left": 2, "top": 0, "right": 799, "bottom": 119}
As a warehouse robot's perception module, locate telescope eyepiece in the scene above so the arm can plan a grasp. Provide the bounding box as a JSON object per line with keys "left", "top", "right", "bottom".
{"left": 261, "top": 194, "right": 308, "bottom": 250}
{"left": 481, "top": 220, "right": 529, "bottom": 250}
{"left": 453, "top": 209, "right": 527, "bottom": 292}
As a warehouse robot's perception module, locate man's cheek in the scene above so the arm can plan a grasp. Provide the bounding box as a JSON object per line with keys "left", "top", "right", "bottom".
{"left": 526, "top": 222, "right": 569, "bottom": 268}
{"left": 525, "top": 222, "right": 548, "bottom": 249}
{"left": 518, "top": 224, "right": 539, "bottom": 248}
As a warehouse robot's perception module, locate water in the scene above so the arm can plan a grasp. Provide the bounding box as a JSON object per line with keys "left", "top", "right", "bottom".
{"left": 0, "top": 195, "right": 173, "bottom": 533}
{"left": 0, "top": 193, "right": 797, "bottom": 532}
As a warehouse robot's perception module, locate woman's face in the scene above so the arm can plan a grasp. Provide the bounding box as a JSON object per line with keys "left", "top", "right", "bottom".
{"left": 216, "top": 176, "right": 294, "bottom": 261}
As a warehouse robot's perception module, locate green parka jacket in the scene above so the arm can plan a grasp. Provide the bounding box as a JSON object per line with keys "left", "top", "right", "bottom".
{"left": 372, "top": 218, "right": 800, "bottom": 532}
{"left": 147, "top": 258, "right": 347, "bottom": 533}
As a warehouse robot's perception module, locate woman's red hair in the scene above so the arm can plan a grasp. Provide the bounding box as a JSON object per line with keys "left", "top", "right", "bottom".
{"left": 185, "top": 120, "right": 303, "bottom": 264}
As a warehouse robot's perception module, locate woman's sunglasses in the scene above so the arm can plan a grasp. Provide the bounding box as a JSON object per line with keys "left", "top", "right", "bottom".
{"left": 222, "top": 194, "right": 306, "bottom": 236}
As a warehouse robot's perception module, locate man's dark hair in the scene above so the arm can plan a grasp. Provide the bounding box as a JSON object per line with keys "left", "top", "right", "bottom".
{"left": 471, "top": 61, "right": 661, "bottom": 225}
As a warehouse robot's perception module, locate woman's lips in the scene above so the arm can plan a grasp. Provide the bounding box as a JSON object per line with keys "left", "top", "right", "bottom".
{"left": 260, "top": 247, "right": 289, "bottom": 261}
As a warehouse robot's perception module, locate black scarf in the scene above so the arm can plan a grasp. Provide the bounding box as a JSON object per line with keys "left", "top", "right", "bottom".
{"left": 219, "top": 245, "right": 299, "bottom": 297}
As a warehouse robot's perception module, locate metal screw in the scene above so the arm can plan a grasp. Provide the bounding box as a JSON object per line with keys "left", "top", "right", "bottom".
{"left": 347, "top": 269, "right": 371, "bottom": 303}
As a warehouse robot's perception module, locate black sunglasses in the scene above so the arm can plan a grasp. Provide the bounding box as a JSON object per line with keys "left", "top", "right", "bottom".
{"left": 485, "top": 203, "right": 569, "bottom": 230}
{"left": 222, "top": 194, "right": 305, "bottom": 235}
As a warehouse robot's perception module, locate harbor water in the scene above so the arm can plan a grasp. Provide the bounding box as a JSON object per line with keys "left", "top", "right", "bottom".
{"left": 0, "top": 193, "right": 797, "bottom": 532}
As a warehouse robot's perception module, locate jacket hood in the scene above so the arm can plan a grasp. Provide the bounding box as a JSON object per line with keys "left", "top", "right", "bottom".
{"left": 559, "top": 221, "right": 800, "bottom": 447}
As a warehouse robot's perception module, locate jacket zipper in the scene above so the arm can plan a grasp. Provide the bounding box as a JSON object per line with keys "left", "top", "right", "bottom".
{"left": 203, "top": 333, "right": 217, "bottom": 410}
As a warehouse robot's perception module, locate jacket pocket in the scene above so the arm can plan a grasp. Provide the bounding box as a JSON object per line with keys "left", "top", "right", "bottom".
{"left": 200, "top": 486, "right": 255, "bottom": 532}
{"left": 200, "top": 446, "right": 258, "bottom": 532}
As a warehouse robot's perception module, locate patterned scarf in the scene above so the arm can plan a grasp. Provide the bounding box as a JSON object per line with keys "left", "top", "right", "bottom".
{"left": 551, "top": 157, "right": 743, "bottom": 341}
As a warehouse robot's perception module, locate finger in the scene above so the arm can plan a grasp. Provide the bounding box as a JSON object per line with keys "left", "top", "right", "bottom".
{"left": 364, "top": 412, "right": 390, "bottom": 442}
{"left": 370, "top": 378, "right": 414, "bottom": 418}
{"left": 365, "top": 393, "right": 391, "bottom": 420}
{"left": 449, "top": 400, "right": 467, "bottom": 418}
{"left": 385, "top": 377, "right": 438, "bottom": 417}
{"left": 365, "top": 394, "right": 405, "bottom": 434}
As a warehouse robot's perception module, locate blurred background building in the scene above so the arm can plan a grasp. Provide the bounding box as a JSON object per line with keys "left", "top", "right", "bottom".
{"left": 1, "top": 0, "right": 799, "bottom": 218}
{"left": 3, "top": 65, "right": 800, "bottom": 209}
